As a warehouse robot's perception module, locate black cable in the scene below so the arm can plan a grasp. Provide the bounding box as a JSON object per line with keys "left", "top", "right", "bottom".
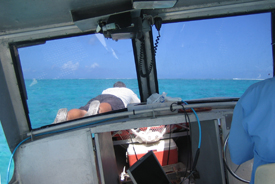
{"left": 128, "top": 130, "right": 138, "bottom": 162}
{"left": 191, "top": 148, "right": 200, "bottom": 171}
{"left": 138, "top": 17, "right": 162, "bottom": 78}
{"left": 169, "top": 102, "right": 200, "bottom": 182}
{"left": 179, "top": 171, "right": 195, "bottom": 184}
{"left": 184, "top": 110, "right": 193, "bottom": 180}
{"left": 181, "top": 103, "right": 201, "bottom": 176}
{"left": 167, "top": 124, "right": 172, "bottom": 165}
{"left": 138, "top": 41, "right": 154, "bottom": 78}
{"left": 170, "top": 102, "right": 178, "bottom": 112}
{"left": 179, "top": 104, "right": 201, "bottom": 183}
{"left": 138, "top": 40, "right": 148, "bottom": 77}
{"left": 154, "top": 32, "right": 160, "bottom": 56}
{"left": 170, "top": 103, "right": 193, "bottom": 181}
{"left": 154, "top": 17, "right": 162, "bottom": 56}
{"left": 182, "top": 107, "right": 191, "bottom": 124}
{"left": 137, "top": 39, "right": 152, "bottom": 94}
{"left": 223, "top": 135, "right": 250, "bottom": 183}
{"left": 167, "top": 102, "right": 178, "bottom": 166}
{"left": 181, "top": 105, "right": 191, "bottom": 178}
{"left": 234, "top": 165, "right": 241, "bottom": 173}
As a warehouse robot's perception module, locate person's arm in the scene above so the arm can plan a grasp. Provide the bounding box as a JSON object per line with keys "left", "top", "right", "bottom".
{"left": 228, "top": 101, "right": 254, "bottom": 165}
{"left": 127, "top": 88, "right": 140, "bottom": 103}
{"left": 131, "top": 93, "right": 141, "bottom": 103}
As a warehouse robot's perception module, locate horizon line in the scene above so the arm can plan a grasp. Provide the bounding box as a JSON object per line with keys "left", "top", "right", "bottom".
{"left": 23, "top": 78, "right": 271, "bottom": 80}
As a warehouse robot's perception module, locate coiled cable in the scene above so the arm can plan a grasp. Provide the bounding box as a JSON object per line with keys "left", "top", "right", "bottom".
{"left": 138, "top": 39, "right": 155, "bottom": 78}
{"left": 223, "top": 135, "right": 250, "bottom": 183}
{"left": 138, "top": 17, "right": 162, "bottom": 78}
{"left": 154, "top": 32, "right": 160, "bottom": 56}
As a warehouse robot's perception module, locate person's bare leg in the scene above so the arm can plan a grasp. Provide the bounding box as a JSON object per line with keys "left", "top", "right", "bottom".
{"left": 98, "top": 102, "right": 112, "bottom": 113}
{"left": 67, "top": 102, "right": 112, "bottom": 120}
{"left": 67, "top": 109, "right": 87, "bottom": 121}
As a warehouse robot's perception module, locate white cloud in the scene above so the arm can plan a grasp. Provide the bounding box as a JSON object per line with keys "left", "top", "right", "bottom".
{"left": 86, "top": 63, "right": 99, "bottom": 69}
{"left": 61, "top": 61, "right": 79, "bottom": 71}
{"left": 91, "top": 63, "right": 99, "bottom": 68}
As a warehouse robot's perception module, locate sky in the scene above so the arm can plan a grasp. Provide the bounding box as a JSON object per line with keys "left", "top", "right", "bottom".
{"left": 18, "top": 12, "right": 273, "bottom": 80}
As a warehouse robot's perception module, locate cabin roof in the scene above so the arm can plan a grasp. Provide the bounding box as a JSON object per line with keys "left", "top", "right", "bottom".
{"left": 1, "top": 0, "right": 275, "bottom": 37}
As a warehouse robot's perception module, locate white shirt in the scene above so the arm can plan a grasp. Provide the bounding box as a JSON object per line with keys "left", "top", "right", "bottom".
{"left": 102, "top": 87, "right": 140, "bottom": 107}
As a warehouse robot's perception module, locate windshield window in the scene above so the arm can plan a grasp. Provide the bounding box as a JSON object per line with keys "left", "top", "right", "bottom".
{"left": 18, "top": 13, "right": 273, "bottom": 128}
{"left": 153, "top": 13, "right": 273, "bottom": 100}
{"left": 19, "top": 34, "right": 139, "bottom": 128}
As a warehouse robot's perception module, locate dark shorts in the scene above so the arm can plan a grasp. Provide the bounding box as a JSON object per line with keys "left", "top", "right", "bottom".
{"left": 79, "top": 94, "right": 125, "bottom": 111}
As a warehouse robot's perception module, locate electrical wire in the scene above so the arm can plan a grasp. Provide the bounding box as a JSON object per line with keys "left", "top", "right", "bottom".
{"left": 6, "top": 117, "right": 113, "bottom": 184}
{"left": 154, "top": 31, "right": 160, "bottom": 56}
{"left": 180, "top": 105, "right": 191, "bottom": 178}
{"left": 138, "top": 39, "right": 154, "bottom": 78}
{"left": 223, "top": 135, "right": 250, "bottom": 183}
{"left": 171, "top": 102, "right": 194, "bottom": 182}
{"left": 6, "top": 101, "right": 200, "bottom": 183}
{"left": 179, "top": 170, "right": 195, "bottom": 184}
{"left": 182, "top": 101, "right": 201, "bottom": 149}
{"left": 6, "top": 137, "right": 30, "bottom": 184}
{"left": 167, "top": 124, "right": 172, "bottom": 165}
{"left": 138, "top": 25, "right": 160, "bottom": 78}
{"left": 179, "top": 101, "right": 202, "bottom": 183}
{"left": 167, "top": 102, "right": 181, "bottom": 166}
{"left": 128, "top": 130, "right": 139, "bottom": 162}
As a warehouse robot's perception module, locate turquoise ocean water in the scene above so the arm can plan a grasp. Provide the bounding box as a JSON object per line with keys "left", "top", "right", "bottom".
{"left": 0, "top": 79, "right": 260, "bottom": 183}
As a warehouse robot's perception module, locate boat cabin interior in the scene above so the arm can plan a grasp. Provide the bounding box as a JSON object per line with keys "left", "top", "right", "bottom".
{"left": 1, "top": 0, "right": 275, "bottom": 184}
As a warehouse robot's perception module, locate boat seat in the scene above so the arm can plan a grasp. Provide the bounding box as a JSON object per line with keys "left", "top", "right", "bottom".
{"left": 255, "top": 163, "right": 275, "bottom": 184}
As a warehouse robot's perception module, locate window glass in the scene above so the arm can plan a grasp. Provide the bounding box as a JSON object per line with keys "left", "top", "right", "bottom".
{"left": 153, "top": 13, "right": 273, "bottom": 100}
{"left": 18, "top": 13, "right": 274, "bottom": 128}
{"left": 19, "top": 34, "right": 139, "bottom": 128}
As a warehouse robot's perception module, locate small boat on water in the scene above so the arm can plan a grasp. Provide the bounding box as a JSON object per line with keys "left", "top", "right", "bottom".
{"left": 0, "top": 0, "right": 274, "bottom": 183}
